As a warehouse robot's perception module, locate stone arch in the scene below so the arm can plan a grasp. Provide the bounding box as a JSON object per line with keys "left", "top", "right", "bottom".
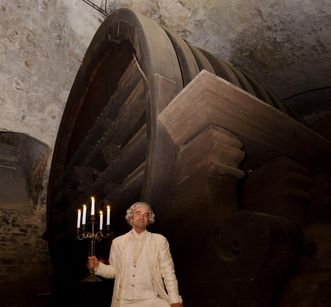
{"left": 0, "top": 131, "right": 50, "bottom": 213}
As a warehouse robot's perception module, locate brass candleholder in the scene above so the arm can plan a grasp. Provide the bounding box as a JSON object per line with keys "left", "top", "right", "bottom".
{"left": 77, "top": 215, "right": 112, "bottom": 283}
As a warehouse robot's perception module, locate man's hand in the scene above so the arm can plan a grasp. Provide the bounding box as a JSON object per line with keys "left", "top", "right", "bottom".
{"left": 87, "top": 255, "right": 99, "bottom": 269}
{"left": 171, "top": 304, "right": 183, "bottom": 307}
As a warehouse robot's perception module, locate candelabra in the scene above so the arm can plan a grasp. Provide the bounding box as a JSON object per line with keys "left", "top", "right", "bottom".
{"left": 77, "top": 215, "right": 112, "bottom": 283}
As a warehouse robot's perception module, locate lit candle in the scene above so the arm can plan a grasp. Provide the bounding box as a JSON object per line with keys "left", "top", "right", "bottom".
{"left": 106, "top": 205, "right": 111, "bottom": 225}
{"left": 99, "top": 210, "right": 103, "bottom": 230}
{"left": 91, "top": 196, "right": 95, "bottom": 216}
{"left": 77, "top": 209, "right": 81, "bottom": 228}
{"left": 82, "top": 204, "right": 87, "bottom": 224}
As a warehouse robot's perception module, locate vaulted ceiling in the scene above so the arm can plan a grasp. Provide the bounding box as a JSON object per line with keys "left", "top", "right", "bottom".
{"left": 86, "top": 0, "right": 331, "bottom": 139}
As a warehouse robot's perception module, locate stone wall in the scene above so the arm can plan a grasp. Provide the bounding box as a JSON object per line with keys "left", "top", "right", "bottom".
{"left": 0, "top": 208, "right": 52, "bottom": 306}
{"left": 0, "top": 1, "right": 102, "bottom": 305}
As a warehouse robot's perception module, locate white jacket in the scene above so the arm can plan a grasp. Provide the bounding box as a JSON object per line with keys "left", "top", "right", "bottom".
{"left": 95, "top": 230, "right": 182, "bottom": 307}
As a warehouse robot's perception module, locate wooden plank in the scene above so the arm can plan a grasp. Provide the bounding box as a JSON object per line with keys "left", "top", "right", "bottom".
{"left": 199, "top": 49, "right": 242, "bottom": 88}
{"left": 62, "top": 57, "right": 143, "bottom": 177}
{"left": 91, "top": 125, "right": 147, "bottom": 194}
{"left": 241, "top": 70, "right": 275, "bottom": 106}
{"left": 229, "top": 65, "right": 256, "bottom": 96}
{"left": 187, "top": 43, "right": 215, "bottom": 74}
{"left": 159, "top": 70, "right": 331, "bottom": 172}
{"left": 163, "top": 27, "right": 200, "bottom": 87}
{"left": 108, "top": 162, "right": 145, "bottom": 206}
{"left": 82, "top": 79, "right": 146, "bottom": 167}
{"left": 176, "top": 126, "right": 245, "bottom": 183}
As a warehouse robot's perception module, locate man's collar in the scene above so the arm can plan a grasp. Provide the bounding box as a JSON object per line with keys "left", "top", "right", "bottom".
{"left": 131, "top": 228, "right": 147, "bottom": 239}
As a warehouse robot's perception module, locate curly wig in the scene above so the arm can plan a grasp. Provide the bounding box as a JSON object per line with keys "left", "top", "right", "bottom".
{"left": 125, "top": 202, "right": 155, "bottom": 226}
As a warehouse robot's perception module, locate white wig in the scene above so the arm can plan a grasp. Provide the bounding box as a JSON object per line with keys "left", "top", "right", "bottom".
{"left": 125, "top": 202, "right": 155, "bottom": 226}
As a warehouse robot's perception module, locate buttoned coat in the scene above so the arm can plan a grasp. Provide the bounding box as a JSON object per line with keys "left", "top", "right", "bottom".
{"left": 95, "top": 230, "right": 182, "bottom": 307}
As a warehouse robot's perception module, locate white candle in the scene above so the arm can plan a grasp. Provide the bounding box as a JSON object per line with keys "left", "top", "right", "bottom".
{"left": 91, "top": 196, "right": 95, "bottom": 216}
{"left": 77, "top": 209, "right": 81, "bottom": 228}
{"left": 106, "top": 205, "right": 111, "bottom": 225}
{"left": 82, "top": 204, "right": 87, "bottom": 224}
{"left": 99, "top": 211, "right": 103, "bottom": 230}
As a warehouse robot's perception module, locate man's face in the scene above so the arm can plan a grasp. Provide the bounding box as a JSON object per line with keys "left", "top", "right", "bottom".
{"left": 131, "top": 205, "right": 150, "bottom": 232}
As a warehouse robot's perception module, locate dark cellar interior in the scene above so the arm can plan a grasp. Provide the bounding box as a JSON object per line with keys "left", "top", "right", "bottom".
{"left": 0, "top": 2, "right": 330, "bottom": 307}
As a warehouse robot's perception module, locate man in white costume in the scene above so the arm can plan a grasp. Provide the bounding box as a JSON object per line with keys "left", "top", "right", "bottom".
{"left": 88, "top": 202, "right": 183, "bottom": 307}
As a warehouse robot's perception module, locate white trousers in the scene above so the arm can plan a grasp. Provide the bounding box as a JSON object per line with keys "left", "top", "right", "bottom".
{"left": 119, "top": 298, "right": 170, "bottom": 307}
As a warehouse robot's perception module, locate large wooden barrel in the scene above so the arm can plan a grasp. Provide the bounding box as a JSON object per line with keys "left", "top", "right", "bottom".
{"left": 47, "top": 7, "right": 287, "bottom": 226}
{"left": 46, "top": 8, "right": 299, "bottom": 306}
